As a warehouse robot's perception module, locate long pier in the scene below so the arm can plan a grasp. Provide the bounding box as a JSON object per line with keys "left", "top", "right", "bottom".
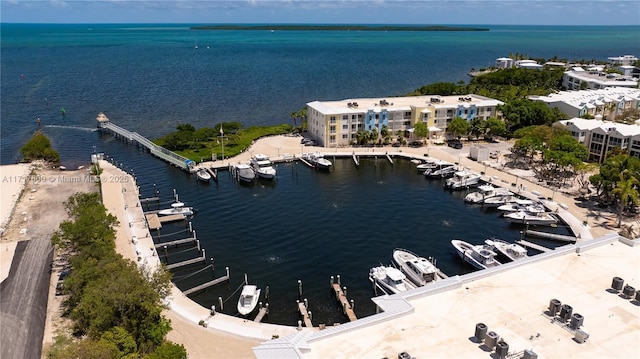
{"left": 166, "top": 256, "right": 206, "bottom": 270}
{"left": 297, "top": 300, "right": 313, "bottom": 327}
{"left": 97, "top": 113, "right": 196, "bottom": 172}
{"left": 526, "top": 229, "right": 577, "bottom": 243}
{"left": 154, "top": 237, "right": 196, "bottom": 248}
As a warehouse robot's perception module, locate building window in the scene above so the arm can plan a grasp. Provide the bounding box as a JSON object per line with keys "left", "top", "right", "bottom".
{"left": 330, "top": 125, "right": 336, "bottom": 133}
{"left": 342, "top": 124, "right": 349, "bottom": 130}
{"left": 330, "top": 135, "right": 336, "bottom": 143}
{"left": 342, "top": 134, "right": 348, "bottom": 139}
{"left": 330, "top": 116, "right": 336, "bottom": 123}
{"left": 342, "top": 115, "right": 348, "bottom": 120}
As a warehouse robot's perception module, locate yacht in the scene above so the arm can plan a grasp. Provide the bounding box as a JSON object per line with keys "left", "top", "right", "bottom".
{"left": 482, "top": 194, "right": 519, "bottom": 208}
{"left": 392, "top": 248, "right": 447, "bottom": 287}
{"left": 444, "top": 170, "right": 482, "bottom": 189}
{"left": 369, "top": 265, "right": 416, "bottom": 295}
{"left": 250, "top": 154, "right": 277, "bottom": 179}
{"left": 303, "top": 152, "right": 333, "bottom": 170}
{"left": 504, "top": 211, "right": 558, "bottom": 226}
{"left": 157, "top": 202, "right": 194, "bottom": 217}
{"left": 237, "top": 285, "right": 261, "bottom": 316}
{"left": 484, "top": 238, "right": 529, "bottom": 261}
{"left": 424, "top": 161, "right": 455, "bottom": 178}
{"left": 464, "top": 184, "right": 513, "bottom": 204}
{"left": 233, "top": 163, "right": 255, "bottom": 183}
{"left": 451, "top": 239, "right": 501, "bottom": 270}
{"left": 498, "top": 200, "right": 546, "bottom": 213}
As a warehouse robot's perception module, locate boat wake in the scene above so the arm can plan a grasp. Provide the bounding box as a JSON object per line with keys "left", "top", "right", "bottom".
{"left": 442, "top": 219, "right": 453, "bottom": 227}
{"left": 44, "top": 125, "right": 98, "bottom": 132}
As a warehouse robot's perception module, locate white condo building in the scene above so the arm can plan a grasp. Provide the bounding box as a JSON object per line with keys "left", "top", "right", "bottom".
{"left": 608, "top": 55, "right": 639, "bottom": 66}
{"left": 562, "top": 67, "right": 638, "bottom": 90}
{"left": 306, "top": 95, "right": 504, "bottom": 147}
{"left": 557, "top": 117, "right": 640, "bottom": 163}
{"left": 530, "top": 87, "right": 640, "bottom": 120}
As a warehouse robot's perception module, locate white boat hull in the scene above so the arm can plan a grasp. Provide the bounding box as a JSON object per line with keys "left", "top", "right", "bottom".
{"left": 392, "top": 248, "right": 444, "bottom": 287}
{"left": 451, "top": 239, "right": 501, "bottom": 270}
{"left": 369, "top": 265, "right": 416, "bottom": 295}
{"left": 504, "top": 212, "right": 557, "bottom": 226}
{"left": 237, "top": 285, "right": 261, "bottom": 316}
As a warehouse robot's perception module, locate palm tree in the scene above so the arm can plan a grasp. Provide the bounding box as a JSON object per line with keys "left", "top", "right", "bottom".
{"left": 611, "top": 177, "right": 639, "bottom": 227}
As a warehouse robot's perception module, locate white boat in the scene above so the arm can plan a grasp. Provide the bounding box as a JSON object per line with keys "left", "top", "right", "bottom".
{"left": 158, "top": 202, "right": 194, "bottom": 216}
{"left": 444, "top": 170, "right": 482, "bottom": 189}
{"left": 482, "top": 194, "right": 519, "bottom": 208}
{"left": 504, "top": 211, "right": 557, "bottom": 226}
{"left": 416, "top": 159, "right": 437, "bottom": 172}
{"left": 392, "top": 248, "right": 446, "bottom": 287}
{"left": 464, "top": 184, "right": 513, "bottom": 204}
{"left": 369, "top": 265, "right": 416, "bottom": 295}
{"left": 303, "top": 153, "right": 332, "bottom": 170}
{"left": 424, "top": 162, "right": 455, "bottom": 178}
{"left": 234, "top": 163, "right": 255, "bottom": 183}
{"left": 237, "top": 285, "right": 261, "bottom": 316}
{"left": 250, "top": 154, "right": 277, "bottom": 179}
{"left": 484, "top": 238, "right": 529, "bottom": 261}
{"left": 451, "top": 239, "right": 501, "bottom": 270}
{"left": 196, "top": 168, "right": 211, "bottom": 182}
{"left": 497, "top": 200, "right": 546, "bottom": 213}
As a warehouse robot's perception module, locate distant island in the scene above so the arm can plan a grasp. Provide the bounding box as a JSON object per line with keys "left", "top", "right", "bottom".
{"left": 191, "top": 25, "right": 489, "bottom": 32}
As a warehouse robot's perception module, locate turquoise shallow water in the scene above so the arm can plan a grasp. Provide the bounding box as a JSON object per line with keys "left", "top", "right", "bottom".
{"left": 1, "top": 24, "right": 636, "bottom": 324}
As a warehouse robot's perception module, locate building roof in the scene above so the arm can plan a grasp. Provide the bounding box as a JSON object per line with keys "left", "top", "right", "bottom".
{"left": 531, "top": 87, "right": 640, "bottom": 111}
{"left": 307, "top": 95, "right": 504, "bottom": 115}
{"left": 563, "top": 69, "right": 638, "bottom": 87}
{"left": 559, "top": 117, "right": 640, "bottom": 137}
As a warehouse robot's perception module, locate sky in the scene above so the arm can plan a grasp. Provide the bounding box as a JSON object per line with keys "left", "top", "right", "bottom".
{"left": 1, "top": 0, "right": 639, "bottom": 26}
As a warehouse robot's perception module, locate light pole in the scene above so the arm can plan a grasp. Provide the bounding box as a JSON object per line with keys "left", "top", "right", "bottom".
{"left": 276, "top": 147, "right": 280, "bottom": 157}
{"left": 218, "top": 125, "right": 226, "bottom": 162}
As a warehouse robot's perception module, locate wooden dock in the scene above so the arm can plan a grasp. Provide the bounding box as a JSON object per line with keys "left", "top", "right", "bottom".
{"left": 140, "top": 196, "right": 160, "bottom": 203}
{"left": 254, "top": 306, "right": 268, "bottom": 322}
{"left": 166, "top": 256, "right": 205, "bottom": 270}
{"left": 352, "top": 153, "right": 359, "bottom": 167}
{"left": 386, "top": 153, "right": 394, "bottom": 164}
{"left": 331, "top": 283, "right": 357, "bottom": 322}
{"left": 205, "top": 167, "right": 218, "bottom": 182}
{"left": 145, "top": 213, "right": 162, "bottom": 230}
{"left": 154, "top": 237, "right": 196, "bottom": 248}
{"left": 297, "top": 301, "right": 313, "bottom": 327}
{"left": 159, "top": 214, "right": 186, "bottom": 223}
{"left": 526, "top": 229, "right": 576, "bottom": 242}
{"left": 182, "top": 274, "right": 229, "bottom": 296}
{"left": 299, "top": 156, "right": 313, "bottom": 168}
{"left": 516, "top": 239, "right": 551, "bottom": 253}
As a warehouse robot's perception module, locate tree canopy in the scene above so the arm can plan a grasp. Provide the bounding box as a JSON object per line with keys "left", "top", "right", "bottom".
{"left": 20, "top": 130, "right": 60, "bottom": 163}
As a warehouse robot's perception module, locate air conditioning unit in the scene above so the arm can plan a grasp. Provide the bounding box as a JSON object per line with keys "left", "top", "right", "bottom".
{"left": 474, "top": 323, "right": 487, "bottom": 343}
{"left": 484, "top": 331, "right": 499, "bottom": 350}
{"left": 611, "top": 276, "right": 624, "bottom": 292}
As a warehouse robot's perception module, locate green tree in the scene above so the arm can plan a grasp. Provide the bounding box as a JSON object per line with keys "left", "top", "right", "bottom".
{"left": 413, "top": 122, "right": 428, "bottom": 143}
{"left": 485, "top": 117, "right": 507, "bottom": 139}
{"left": 447, "top": 117, "right": 469, "bottom": 139}
{"left": 20, "top": 131, "right": 60, "bottom": 163}
{"left": 468, "top": 117, "right": 486, "bottom": 139}
{"left": 611, "top": 178, "right": 639, "bottom": 227}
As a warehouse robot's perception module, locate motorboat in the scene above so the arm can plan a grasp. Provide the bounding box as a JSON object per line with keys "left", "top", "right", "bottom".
{"left": 464, "top": 184, "right": 513, "bottom": 204}
{"left": 416, "top": 159, "right": 437, "bottom": 172}
{"left": 504, "top": 211, "right": 558, "bottom": 226}
{"left": 392, "top": 248, "right": 447, "bottom": 287}
{"left": 233, "top": 163, "right": 255, "bottom": 183}
{"left": 196, "top": 168, "right": 211, "bottom": 182}
{"left": 303, "top": 152, "right": 332, "bottom": 170}
{"left": 424, "top": 161, "right": 455, "bottom": 178}
{"left": 451, "top": 239, "right": 501, "bottom": 270}
{"left": 482, "top": 194, "right": 520, "bottom": 208}
{"left": 237, "top": 285, "right": 261, "bottom": 316}
{"left": 369, "top": 265, "right": 416, "bottom": 295}
{"left": 444, "top": 170, "right": 482, "bottom": 189}
{"left": 250, "top": 154, "right": 277, "bottom": 179}
{"left": 484, "top": 238, "right": 529, "bottom": 262}
{"left": 158, "top": 202, "right": 194, "bottom": 216}
{"left": 497, "top": 200, "right": 546, "bottom": 213}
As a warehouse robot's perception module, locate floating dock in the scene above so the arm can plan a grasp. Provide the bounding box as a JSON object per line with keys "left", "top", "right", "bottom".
{"left": 254, "top": 305, "right": 269, "bottom": 322}
{"left": 166, "top": 256, "right": 206, "bottom": 270}
{"left": 154, "top": 237, "right": 196, "bottom": 248}
{"left": 183, "top": 269, "right": 230, "bottom": 296}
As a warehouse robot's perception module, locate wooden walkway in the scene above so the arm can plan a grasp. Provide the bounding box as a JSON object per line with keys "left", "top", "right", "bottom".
{"left": 516, "top": 239, "right": 551, "bottom": 253}
{"left": 159, "top": 214, "right": 186, "bottom": 223}
{"left": 297, "top": 301, "right": 313, "bottom": 327}
{"left": 166, "top": 256, "right": 205, "bottom": 270}
{"left": 331, "top": 283, "right": 357, "bottom": 322}
{"left": 183, "top": 274, "right": 229, "bottom": 296}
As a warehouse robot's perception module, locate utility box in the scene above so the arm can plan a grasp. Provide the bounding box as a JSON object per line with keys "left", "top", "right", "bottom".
{"left": 575, "top": 329, "right": 589, "bottom": 343}
{"left": 469, "top": 145, "right": 489, "bottom": 162}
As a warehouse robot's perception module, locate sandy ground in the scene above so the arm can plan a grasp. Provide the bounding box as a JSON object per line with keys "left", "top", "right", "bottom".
{"left": 0, "top": 135, "right": 634, "bottom": 359}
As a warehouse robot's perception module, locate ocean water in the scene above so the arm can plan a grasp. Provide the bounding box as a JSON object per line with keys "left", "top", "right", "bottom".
{"left": 1, "top": 24, "right": 637, "bottom": 324}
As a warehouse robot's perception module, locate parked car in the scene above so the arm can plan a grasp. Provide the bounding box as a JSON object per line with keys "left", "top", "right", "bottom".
{"left": 408, "top": 141, "right": 423, "bottom": 148}
{"left": 392, "top": 142, "right": 401, "bottom": 148}
{"left": 447, "top": 140, "right": 463, "bottom": 149}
